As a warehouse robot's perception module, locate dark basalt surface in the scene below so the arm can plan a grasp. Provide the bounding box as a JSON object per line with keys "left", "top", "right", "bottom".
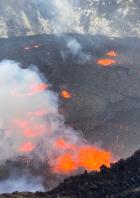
{"left": 0, "top": 150, "right": 139, "bottom": 198}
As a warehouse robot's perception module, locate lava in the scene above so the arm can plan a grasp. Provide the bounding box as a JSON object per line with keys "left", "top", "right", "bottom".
{"left": 106, "top": 50, "right": 118, "bottom": 57}
{"left": 52, "top": 145, "right": 112, "bottom": 174}
{"left": 53, "top": 153, "right": 77, "bottom": 173}
{"left": 60, "top": 90, "right": 72, "bottom": 99}
{"left": 77, "top": 146, "right": 111, "bottom": 171}
{"left": 97, "top": 58, "right": 116, "bottom": 66}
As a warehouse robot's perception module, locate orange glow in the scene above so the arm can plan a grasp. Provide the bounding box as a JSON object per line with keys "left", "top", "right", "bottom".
{"left": 60, "top": 90, "right": 72, "bottom": 99}
{"left": 106, "top": 50, "right": 118, "bottom": 57}
{"left": 77, "top": 146, "right": 111, "bottom": 171}
{"left": 54, "top": 138, "right": 68, "bottom": 149}
{"left": 97, "top": 58, "right": 116, "bottom": 66}
{"left": 19, "top": 142, "right": 34, "bottom": 153}
{"left": 52, "top": 145, "right": 112, "bottom": 174}
{"left": 12, "top": 83, "right": 48, "bottom": 97}
{"left": 23, "top": 124, "right": 46, "bottom": 138}
{"left": 13, "top": 119, "right": 46, "bottom": 137}
{"left": 29, "top": 83, "right": 48, "bottom": 96}
{"left": 53, "top": 153, "right": 77, "bottom": 173}
{"left": 54, "top": 138, "right": 76, "bottom": 150}
{"left": 13, "top": 119, "right": 28, "bottom": 129}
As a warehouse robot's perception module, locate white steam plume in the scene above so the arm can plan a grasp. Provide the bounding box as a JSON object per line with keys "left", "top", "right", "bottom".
{"left": 66, "top": 38, "right": 91, "bottom": 64}
{"left": 0, "top": 173, "right": 44, "bottom": 193}
{"left": 0, "top": 60, "right": 112, "bottom": 191}
{"left": 0, "top": 60, "right": 59, "bottom": 162}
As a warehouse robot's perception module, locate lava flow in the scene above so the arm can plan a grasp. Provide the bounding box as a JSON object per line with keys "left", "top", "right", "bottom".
{"left": 53, "top": 142, "right": 112, "bottom": 174}
{"left": 97, "top": 58, "right": 116, "bottom": 66}
{"left": 106, "top": 50, "right": 118, "bottom": 57}
{"left": 60, "top": 89, "right": 72, "bottom": 99}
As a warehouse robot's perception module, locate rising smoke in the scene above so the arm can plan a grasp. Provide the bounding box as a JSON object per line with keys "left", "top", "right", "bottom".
{"left": 0, "top": 60, "right": 112, "bottom": 191}
{"left": 0, "top": 172, "right": 44, "bottom": 193}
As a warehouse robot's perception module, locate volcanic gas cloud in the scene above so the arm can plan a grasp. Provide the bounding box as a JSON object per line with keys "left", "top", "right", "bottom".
{"left": 0, "top": 60, "right": 113, "bottom": 175}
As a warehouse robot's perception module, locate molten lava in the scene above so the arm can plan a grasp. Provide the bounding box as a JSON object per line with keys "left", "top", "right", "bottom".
{"left": 54, "top": 153, "right": 77, "bottom": 173}
{"left": 97, "top": 58, "right": 116, "bottom": 66}
{"left": 60, "top": 90, "right": 72, "bottom": 99}
{"left": 52, "top": 143, "right": 112, "bottom": 174}
{"left": 77, "top": 146, "right": 111, "bottom": 171}
{"left": 106, "top": 50, "right": 118, "bottom": 57}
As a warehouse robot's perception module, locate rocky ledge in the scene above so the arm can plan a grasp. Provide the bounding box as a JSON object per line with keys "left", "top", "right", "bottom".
{"left": 0, "top": 150, "right": 139, "bottom": 198}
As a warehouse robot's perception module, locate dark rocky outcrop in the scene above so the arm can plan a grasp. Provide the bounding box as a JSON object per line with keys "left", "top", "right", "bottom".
{"left": 0, "top": 150, "right": 139, "bottom": 198}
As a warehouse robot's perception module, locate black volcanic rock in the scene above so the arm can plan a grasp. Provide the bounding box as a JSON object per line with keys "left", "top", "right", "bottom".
{"left": 0, "top": 150, "right": 139, "bottom": 198}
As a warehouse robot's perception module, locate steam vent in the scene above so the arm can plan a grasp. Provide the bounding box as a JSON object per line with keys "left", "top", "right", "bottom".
{"left": 0, "top": 0, "right": 140, "bottom": 197}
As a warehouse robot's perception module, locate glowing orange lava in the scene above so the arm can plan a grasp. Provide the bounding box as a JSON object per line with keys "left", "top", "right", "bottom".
{"left": 77, "top": 146, "right": 111, "bottom": 171}
{"left": 97, "top": 59, "right": 116, "bottom": 66}
{"left": 60, "top": 90, "right": 72, "bottom": 99}
{"left": 106, "top": 50, "right": 118, "bottom": 57}
{"left": 52, "top": 145, "right": 112, "bottom": 174}
{"left": 19, "top": 142, "right": 35, "bottom": 153}
{"left": 53, "top": 153, "right": 77, "bottom": 173}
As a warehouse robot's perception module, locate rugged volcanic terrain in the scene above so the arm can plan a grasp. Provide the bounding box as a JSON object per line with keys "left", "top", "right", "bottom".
{"left": 0, "top": 150, "right": 139, "bottom": 198}
{"left": 0, "top": 0, "right": 140, "bottom": 37}
{"left": 0, "top": 33, "right": 140, "bottom": 196}
{"left": 0, "top": 33, "right": 140, "bottom": 158}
